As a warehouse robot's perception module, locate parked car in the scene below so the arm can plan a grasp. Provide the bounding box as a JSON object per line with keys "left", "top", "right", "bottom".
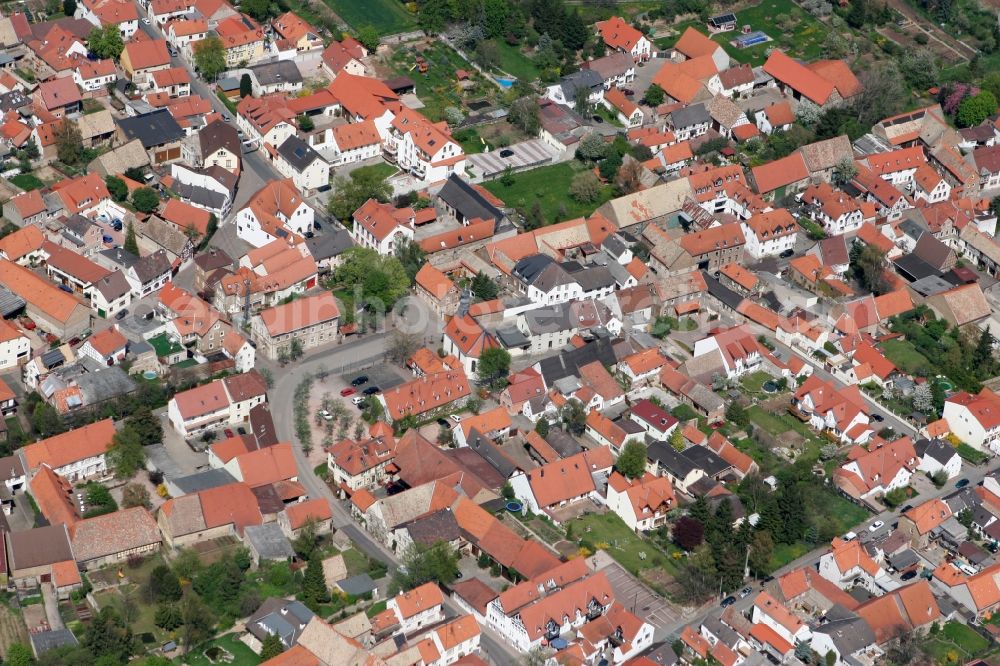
{"left": 720, "top": 596, "right": 736, "bottom": 607}
{"left": 115, "top": 309, "right": 128, "bottom": 320}
{"left": 739, "top": 586, "right": 753, "bottom": 598}
{"left": 340, "top": 387, "right": 356, "bottom": 397}
{"left": 779, "top": 249, "right": 794, "bottom": 258}
{"left": 224, "top": 428, "right": 234, "bottom": 438}
{"left": 449, "top": 414, "right": 462, "bottom": 423}
{"left": 871, "top": 413, "right": 884, "bottom": 422}
{"left": 900, "top": 570, "right": 918, "bottom": 581}
{"left": 899, "top": 504, "right": 913, "bottom": 513}
{"left": 351, "top": 375, "right": 369, "bottom": 386}
{"left": 956, "top": 478, "right": 970, "bottom": 488}
{"left": 237, "top": 427, "right": 246, "bottom": 435}
{"left": 362, "top": 386, "right": 380, "bottom": 396}
{"left": 868, "top": 520, "right": 885, "bottom": 532}
{"left": 319, "top": 410, "right": 333, "bottom": 421}
{"left": 436, "top": 418, "right": 450, "bottom": 428}
{"left": 351, "top": 396, "right": 366, "bottom": 406}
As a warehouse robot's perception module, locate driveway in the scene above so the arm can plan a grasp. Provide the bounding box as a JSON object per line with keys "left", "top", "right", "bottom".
{"left": 156, "top": 410, "right": 208, "bottom": 475}
{"left": 589, "top": 552, "right": 681, "bottom": 640}
{"left": 40, "top": 583, "right": 64, "bottom": 631}
{"left": 630, "top": 56, "right": 669, "bottom": 98}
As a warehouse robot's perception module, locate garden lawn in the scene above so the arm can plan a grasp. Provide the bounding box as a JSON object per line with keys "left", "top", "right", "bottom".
{"left": 321, "top": 0, "right": 414, "bottom": 35}
{"left": 177, "top": 634, "right": 261, "bottom": 666}
{"left": 494, "top": 41, "right": 542, "bottom": 82}
{"left": 660, "top": 0, "right": 828, "bottom": 67}
{"left": 747, "top": 405, "right": 816, "bottom": 440}
{"left": 9, "top": 173, "right": 44, "bottom": 191}
{"left": 741, "top": 371, "right": 774, "bottom": 395}
{"left": 387, "top": 42, "right": 479, "bottom": 122}
{"left": 769, "top": 542, "right": 809, "bottom": 570}
{"left": 880, "top": 338, "right": 933, "bottom": 376}
{"left": 341, "top": 548, "right": 370, "bottom": 577}
{"left": 349, "top": 162, "right": 398, "bottom": 182}
{"left": 956, "top": 442, "right": 989, "bottom": 465}
{"left": 567, "top": 512, "right": 679, "bottom": 577}
{"left": 924, "top": 621, "right": 991, "bottom": 662}
{"left": 481, "top": 162, "right": 615, "bottom": 224}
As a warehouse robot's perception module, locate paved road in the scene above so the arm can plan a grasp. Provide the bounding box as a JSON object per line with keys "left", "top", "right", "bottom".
{"left": 267, "top": 321, "right": 517, "bottom": 664}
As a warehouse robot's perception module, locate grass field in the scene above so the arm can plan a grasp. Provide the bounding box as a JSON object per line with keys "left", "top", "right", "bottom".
{"left": 880, "top": 339, "right": 933, "bottom": 376}
{"left": 350, "top": 162, "right": 398, "bottom": 183}
{"left": 9, "top": 173, "right": 44, "bottom": 191}
{"left": 482, "top": 162, "right": 615, "bottom": 224}
{"left": 387, "top": 42, "right": 482, "bottom": 122}
{"left": 956, "top": 442, "right": 989, "bottom": 465}
{"left": 178, "top": 634, "right": 261, "bottom": 666}
{"left": 322, "top": 0, "right": 415, "bottom": 35}
{"left": 494, "top": 41, "right": 542, "bottom": 82}
{"left": 924, "top": 621, "right": 992, "bottom": 663}
{"left": 659, "top": 0, "right": 830, "bottom": 67}
{"left": 567, "top": 512, "right": 680, "bottom": 578}
{"left": 747, "top": 405, "right": 817, "bottom": 440}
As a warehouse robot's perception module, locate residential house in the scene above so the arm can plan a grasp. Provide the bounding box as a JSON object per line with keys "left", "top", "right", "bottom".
{"left": 249, "top": 291, "right": 339, "bottom": 361}
{"left": 272, "top": 135, "right": 329, "bottom": 194}
{"left": 120, "top": 38, "right": 171, "bottom": 88}
{"left": 595, "top": 16, "right": 651, "bottom": 61}
{"left": 942, "top": 388, "right": 1000, "bottom": 453}
{"left": 19, "top": 419, "right": 115, "bottom": 480}
{"left": 834, "top": 436, "right": 918, "bottom": 501}
{"left": 215, "top": 14, "right": 266, "bottom": 67}
{"left": 818, "top": 537, "right": 887, "bottom": 593}
{"left": 605, "top": 471, "right": 676, "bottom": 532}
{"left": 116, "top": 108, "right": 186, "bottom": 164}
{"left": 742, "top": 208, "right": 797, "bottom": 259}
{"left": 235, "top": 178, "right": 315, "bottom": 248}
{"left": 166, "top": 372, "right": 268, "bottom": 437}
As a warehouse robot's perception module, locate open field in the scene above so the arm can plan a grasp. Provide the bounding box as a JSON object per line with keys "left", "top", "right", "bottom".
{"left": 481, "top": 161, "right": 615, "bottom": 224}
{"left": 658, "top": 0, "right": 829, "bottom": 67}
{"left": 880, "top": 338, "right": 933, "bottom": 375}
{"left": 176, "top": 633, "right": 261, "bottom": 666}
{"left": 566, "top": 512, "right": 681, "bottom": 579}
{"left": 322, "top": 0, "right": 415, "bottom": 35}
{"left": 494, "top": 41, "right": 542, "bottom": 82}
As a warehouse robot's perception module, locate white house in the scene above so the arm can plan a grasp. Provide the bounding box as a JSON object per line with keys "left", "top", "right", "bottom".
{"left": 235, "top": 179, "right": 315, "bottom": 248}
{"left": 308, "top": 119, "right": 382, "bottom": 166}
{"left": 0, "top": 320, "right": 29, "bottom": 370}
{"left": 385, "top": 583, "right": 445, "bottom": 636}
{"left": 799, "top": 182, "right": 864, "bottom": 236}
{"left": 166, "top": 372, "right": 268, "bottom": 437}
{"left": 350, "top": 198, "right": 414, "bottom": 256}
{"left": 596, "top": 16, "right": 652, "bottom": 61}
{"left": 915, "top": 438, "right": 962, "bottom": 480}
{"left": 75, "top": 0, "right": 138, "bottom": 40}
{"left": 271, "top": 135, "right": 330, "bottom": 194}
{"left": 834, "top": 437, "right": 917, "bottom": 500}
{"left": 817, "top": 538, "right": 887, "bottom": 593}
{"left": 73, "top": 59, "right": 117, "bottom": 92}
{"left": 691, "top": 325, "right": 764, "bottom": 379}
{"left": 943, "top": 388, "right": 1000, "bottom": 454}
{"left": 385, "top": 107, "right": 465, "bottom": 183}
{"left": 742, "top": 208, "right": 798, "bottom": 259}
{"left": 18, "top": 419, "right": 116, "bottom": 480}
{"left": 605, "top": 472, "right": 676, "bottom": 533}
{"left": 750, "top": 592, "right": 812, "bottom": 648}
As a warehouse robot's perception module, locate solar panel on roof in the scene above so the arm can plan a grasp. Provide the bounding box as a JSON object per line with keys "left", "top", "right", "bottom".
{"left": 0, "top": 286, "right": 25, "bottom": 317}
{"left": 711, "top": 13, "right": 737, "bottom": 23}
{"left": 41, "top": 349, "right": 65, "bottom": 367}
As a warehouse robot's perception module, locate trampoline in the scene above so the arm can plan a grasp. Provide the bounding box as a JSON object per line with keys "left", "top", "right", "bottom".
{"left": 735, "top": 31, "right": 769, "bottom": 48}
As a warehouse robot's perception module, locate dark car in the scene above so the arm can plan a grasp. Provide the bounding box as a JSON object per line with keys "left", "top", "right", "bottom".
{"left": 779, "top": 249, "right": 794, "bottom": 259}
{"left": 436, "top": 418, "right": 450, "bottom": 428}
{"left": 115, "top": 309, "right": 129, "bottom": 320}
{"left": 956, "top": 478, "right": 970, "bottom": 489}
{"left": 237, "top": 427, "right": 247, "bottom": 435}
{"left": 362, "top": 386, "right": 381, "bottom": 396}
{"left": 351, "top": 375, "right": 369, "bottom": 386}
{"left": 499, "top": 149, "right": 514, "bottom": 158}
{"left": 899, "top": 504, "right": 913, "bottom": 513}
{"left": 720, "top": 596, "right": 736, "bottom": 608}
{"left": 900, "top": 570, "right": 918, "bottom": 581}
{"left": 871, "top": 413, "right": 885, "bottom": 422}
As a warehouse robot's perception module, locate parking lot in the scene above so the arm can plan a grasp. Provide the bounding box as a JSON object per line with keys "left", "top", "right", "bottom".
{"left": 589, "top": 552, "right": 680, "bottom": 634}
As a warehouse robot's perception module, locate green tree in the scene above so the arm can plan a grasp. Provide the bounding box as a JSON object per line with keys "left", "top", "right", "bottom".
{"left": 535, "top": 419, "right": 549, "bottom": 437}
{"left": 576, "top": 132, "right": 606, "bottom": 162}
{"left": 32, "top": 401, "right": 64, "bottom": 437}
{"left": 63, "top": 0, "right": 76, "bottom": 16}
{"left": 87, "top": 25, "right": 124, "bottom": 59}
{"left": 85, "top": 607, "right": 135, "bottom": 664}
{"left": 193, "top": 36, "right": 226, "bottom": 80}
{"left": 477, "top": 347, "right": 511, "bottom": 389}
{"left": 54, "top": 121, "right": 84, "bottom": 166}
{"left": 154, "top": 603, "right": 182, "bottom": 630}
{"left": 239, "top": 73, "right": 252, "bottom": 98}
{"left": 121, "top": 483, "right": 151, "bottom": 509}
{"left": 395, "top": 239, "right": 425, "bottom": 282}
{"left": 390, "top": 540, "right": 459, "bottom": 594}
{"left": 105, "top": 176, "right": 128, "bottom": 202}
{"left": 327, "top": 170, "right": 392, "bottom": 221}
{"left": 241, "top": 0, "right": 270, "bottom": 20}
{"left": 180, "top": 593, "right": 213, "bottom": 652}
{"left": 260, "top": 633, "right": 284, "bottom": 660}
{"left": 899, "top": 48, "right": 939, "bottom": 90}
{"left": 508, "top": 98, "right": 541, "bottom": 135}
{"left": 643, "top": 83, "right": 665, "bottom": 106}
{"left": 417, "top": 0, "right": 450, "bottom": 33}
{"left": 297, "top": 114, "right": 315, "bottom": 132}
{"left": 471, "top": 271, "right": 498, "bottom": 301}
{"left": 957, "top": 91, "right": 998, "bottom": 128}
{"left": 126, "top": 407, "right": 163, "bottom": 446}
{"left": 749, "top": 530, "right": 774, "bottom": 575}
{"left": 560, "top": 398, "right": 586, "bottom": 435}
{"left": 301, "top": 554, "right": 330, "bottom": 611}
{"left": 334, "top": 247, "right": 410, "bottom": 309}
{"left": 108, "top": 427, "right": 146, "bottom": 479}
{"left": 148, "top": 564, "right": 182, "bottom": 603}
{"left": 131, "top": 187, "right": 160, "bottom": 214}
{"left": 668, "top": 427, "right": 685, "bottom": 451}
{"left": 123, "top": 221, "right": 139, "bottom": 255}
{"left": 289, "top": 338, "right": 304, "bottom": 360}
{"left": 832, "top": 158, "right": 858, "bottom": 186}
{"left": 849, "top": 241, "right": 891, "bottom": 295}
{"left": 615, "top": 441, "right": 647, "bottom": 479}
{"left": 569, "top": 171, "right": 602, "bottom": 203}
{"left": 6, "top": 643, "right": 34, "bottom": 666}
{"left": 355, "top": 26, "right": 380, "bottom": 53}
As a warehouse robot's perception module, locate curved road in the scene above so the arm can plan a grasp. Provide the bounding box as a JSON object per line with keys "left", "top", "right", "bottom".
{"left": 269, "top": 332, "right": 520, "bottom": 665}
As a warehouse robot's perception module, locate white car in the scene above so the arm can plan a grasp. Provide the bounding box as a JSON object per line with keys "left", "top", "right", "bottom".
{"left": 449, "top": 414, "right": 462, "bottom": 423}
{"left": 868, "top": 520, "right": 885, "bottom": 533}
{"left": 141, "top": 17, "right": 151, "bottom": 24}
{"left": 319, "top": 409, "right": 333, "bottom": 421}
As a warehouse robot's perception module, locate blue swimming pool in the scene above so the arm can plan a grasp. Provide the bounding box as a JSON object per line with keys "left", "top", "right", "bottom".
{"left": 496, "top": 77, "right": 516, "bottom": 88}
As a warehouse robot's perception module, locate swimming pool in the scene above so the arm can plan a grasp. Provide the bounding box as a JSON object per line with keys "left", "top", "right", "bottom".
{"left": 495, "top": 77, "right": 516, "bottom": 88}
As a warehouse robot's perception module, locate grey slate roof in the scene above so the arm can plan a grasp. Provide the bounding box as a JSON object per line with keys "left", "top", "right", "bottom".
{"left": 557, "top": 69, "right": 603, "bottom": 100}
{"left": 245, "top": 523, "right": 295, "bottom": 560}
{"left": 305, "top": 227, "right": 353, "bottom": 262}
{"left": 278, "top": 134, "right": 324, "bottom": 172}
{"left": 535, "top": 336, "right": 624, "bottom": 385}
{"left": 436, "top": 174, "right": 504, "bottom": 223}
{"left": 132, "top": 250, "right": 171, "bottom": 283}
{"left": 0, "top": 285, "right": 25, "bottom": 317}
{"left": 30, "top": 629, "right": 79, "bottom": 655}
{"left": 467, "top": 428, "right": 518, "bottom": 478}
{"left": 402, "top": 508, "right": 461, "bottom": 547}
{"left": 914, "top": 438, "right": 957, "bottom": 466}
{"left": 248, "top": 598, "right": 315, "bottom": 648}
{"left": 118, "top": 109, "right": 185, "bottom": 148}
{"left": 671, "top": 102, "right": 709, "bottom": 129}
{"left": 198, "top": 118, "right": 240, "bottom": 161}
{"left": 336, "top": 573, "right": 377, "bottom": 596}
{"left": 812, "top": 605, "right": 876, "bottom": 657}
{"left": 647, "top": 442, "right": 729, "bottom": 480}
{"left": 169, "top": 468, "right": 237, "bottom": 495}
{"left": 250, "top": 59, "right": 303, "bottom": 87}
{"left": 94, "top": 270, "right": 131, "bottom": 302}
